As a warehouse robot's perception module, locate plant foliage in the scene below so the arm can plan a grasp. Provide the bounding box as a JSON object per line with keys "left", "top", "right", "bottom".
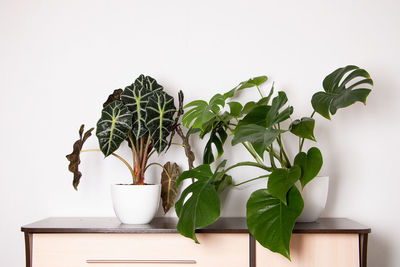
{"left": 175, "top": 65, "right": 373, "bottom": 259}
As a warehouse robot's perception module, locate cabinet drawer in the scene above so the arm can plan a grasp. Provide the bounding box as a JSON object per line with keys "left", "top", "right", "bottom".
{"left": 256, "top": 233, "right": 359, "bottom": 267}
{"left": 32, "top": 233, "right": 249, "bottom": 267}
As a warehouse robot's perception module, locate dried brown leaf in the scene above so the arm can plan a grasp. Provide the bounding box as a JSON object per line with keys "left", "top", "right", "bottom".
{"left": 161, "top": 162, "right": 181, "bottom": 214}
{"left": 103, "top": 89, "right": 123, "bottom": 107}
{"left": 66, "top": 124, "right": 94, "bottom": 190}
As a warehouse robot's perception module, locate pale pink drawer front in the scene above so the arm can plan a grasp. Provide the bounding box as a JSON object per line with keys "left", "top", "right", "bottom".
{"left": 256, "top": 233, "right": 359, "bottom": 267}
{"left": 32, "top": 233, "right": 249, "bottom": 267}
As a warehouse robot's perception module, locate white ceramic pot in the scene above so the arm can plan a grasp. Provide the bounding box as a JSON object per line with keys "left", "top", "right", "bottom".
{"left": 296, "top": 176, "right": 329, "bottom": 222}
{"left": 111, "top": 184, "right": 161, "bottom": 224}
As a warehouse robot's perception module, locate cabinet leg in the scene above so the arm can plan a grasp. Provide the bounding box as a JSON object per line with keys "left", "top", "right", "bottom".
{"left": 250, "top": 234, "right": 256, "bottom": 267}
{"left": 359, "top": 233, "right": 368, "bottom": 267}
{"left": 24, "top": 232, "right": 32, "bottom": 267}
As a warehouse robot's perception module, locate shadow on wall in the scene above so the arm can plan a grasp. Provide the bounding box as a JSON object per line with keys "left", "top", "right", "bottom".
{"left": 369, "top": 233, "right": 390, "bottom": 267}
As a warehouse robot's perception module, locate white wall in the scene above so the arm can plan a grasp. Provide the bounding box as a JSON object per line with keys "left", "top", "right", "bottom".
{"left": 1, "top": 0, "right": 399, "bottom": 265}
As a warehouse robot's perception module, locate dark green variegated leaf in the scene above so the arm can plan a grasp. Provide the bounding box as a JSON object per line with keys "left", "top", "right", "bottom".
{"left": 175, "top": 163, "right": 224, "bottom": 243}
{"left": 146, "top": 91, "right": 176, "bottom": 154}
{"left": 103, "top": 89, "right": 123, "bottom": 107}
{"left": 134, "top": 74, "right": 163, "bottom": 92}
{"left": 232, "top": 124, "right": 280, "bottom": 159}
{"left": 289, "top": 117, "right": 316, "bottom": 141}
{"left": 267, "top": 166, "right": 301, "bottom": 205}
{"left": 96, "top": 101, "right": 132, "bottom": 157}
{"left": 121, "top": 83, "right": 152, "bottom": 138}
{"left": 182, "top": 94, "right": 225, "bottom": 130}
{"left": 66, "top": 125, "right": 94, "bottom": 190}
{"left": 294, "top": 147, "right": 323, "bottom": 188}
{"left": 312, "top": 65, "right": 373, "bottom": 119}
{"left": 161, "top": 162, "right": 181, "bottom": 214}
{"left": 247, "top": 187, "right": 304, "bottom": 260}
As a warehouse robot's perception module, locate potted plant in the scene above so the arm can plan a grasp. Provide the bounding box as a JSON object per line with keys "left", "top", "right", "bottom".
{"left": 66, "top": 74, "right": 195, "bottom": 224}
{"left": 175, "top": 65, "right": 373, "bottom": 259}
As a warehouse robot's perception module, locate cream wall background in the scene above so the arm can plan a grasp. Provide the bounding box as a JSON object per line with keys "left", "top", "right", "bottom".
{"left": 1, "top": 0, "right": 399, "bottom": 266}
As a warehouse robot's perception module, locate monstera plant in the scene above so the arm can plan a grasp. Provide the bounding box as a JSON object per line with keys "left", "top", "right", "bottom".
{"left": 175, "top": 65, "right": 373, "bottom": 259}
{"left": 66, "top": 75, "right": 195, "bottom": 219}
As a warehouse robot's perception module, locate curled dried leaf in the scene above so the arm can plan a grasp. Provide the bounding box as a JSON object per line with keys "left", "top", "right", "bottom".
{"left": 103, "top": 89, "right": 123, "bottom": 107}
{"left": 66, "top": 124, "right": 94, "bottom": 190}
{"left": 161, "top": 162, "right": 181, "bottom": 214}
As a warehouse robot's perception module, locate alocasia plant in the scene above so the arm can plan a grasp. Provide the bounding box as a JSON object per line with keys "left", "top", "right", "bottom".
{"left": 175, "top": 65, "right": 373, "bottom": 259}
{"left": 66, "top": 75, "right": 195, "bottom": 213}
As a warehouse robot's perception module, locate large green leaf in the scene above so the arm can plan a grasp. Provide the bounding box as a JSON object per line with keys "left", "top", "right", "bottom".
{"left": 182, "top": 94, "right": 225, "bottom": 130}
{"left": 232, "top": 124, "right": 280, "bottom": 159}
{"left": 246, "top": 187, "right": 304, "bottom": 260}
{"left": 161, "top": 162, "right": 181, "bottom": 214}
{"left": 224, "top": 75, "right": 269, "bottom": 99}
{"left": 294, "top": 147, "right": 323, "bottom": 188}
{"left": 289, "top": 117, "right": 316, "bottom": 141}
{"left": 232, "top": 92, "right": 291, "bottom": 158}
{"left": 266, "top": 91, "right": 292, "bottom": 127}
{"left": 146, "top": 91, "right": 176, "bottom": 154}
{"left": 242, "top": 85, "right": 274, "bottom": 114}
{"left": 267, "top": 166, "right": 301, "bottom": 205}
{"left": 227, "top": 101, "right": 243, "bottom": 117}
{"left": 96, "top": 101, "right": 132, "bottom": 157}
{"left": 175, "top": 162, "right": 225, "bottom": 243}
{"left": 238, "top": 105, "right": 271, "bottom": 127}
{"left": 120, "top": 82, "right": 152, "bottom": 138}
{"left": 312, "top": 65, "right": 373, "bottom": 119}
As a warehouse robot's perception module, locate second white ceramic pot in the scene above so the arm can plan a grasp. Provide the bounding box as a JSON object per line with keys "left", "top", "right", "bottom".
{"left": 111, "top": 184, "right": 161, "bottom": 224}
{"left": 296, "top": 176, "right": 329, "bottom": 222}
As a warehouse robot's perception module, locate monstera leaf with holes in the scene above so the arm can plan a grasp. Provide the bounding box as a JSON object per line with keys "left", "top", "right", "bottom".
{"left": 96, "top": 101, "right": 133, "bottom": 156}
{"left": 312, "top": 65, "right": 373, "bottom": 119}
{"left": 182, "top": 94, "right": 225, "bottom": 130}
{"left": 232, "top": 91, "right": 293, "bottom": 158}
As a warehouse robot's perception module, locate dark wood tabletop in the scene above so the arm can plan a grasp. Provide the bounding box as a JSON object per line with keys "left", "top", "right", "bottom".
{"left": 21, "top": 217, "right": 371, "bottom": 234}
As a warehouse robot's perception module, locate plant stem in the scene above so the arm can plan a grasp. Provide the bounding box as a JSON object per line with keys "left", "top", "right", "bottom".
{"left": 175, "top": 125, "right": 196, "bottom": 182}
{"left": 80, "top": 149, "right": 135, "bottom": 180}
{"left": 269, "top": 144, "right": 278, "bottom": 169}
{"left": 145, "top": 162, "right": 168, "bottom": 174}
{"left": 171, "top": 142, "right": 185, "bottom": 147}
{"left": 233, "top": 174, "right": 270, "bottom": 187}
{"left": 141, "top": 135, "right": 151, "bottom": 181}
{"left": 224, "top": 161, "right": 273, "bottom": 173}
{"left": 256, "top": 86, "right": 264, "bottom": 98}
{"left": 243, "top": 142, "right": 264, "bottom": 165}
{"left": 276, "top": 128, "right": 291, "bottom": 168}
{"left": 128, "top": 134, "right": 138, "bottom": 183}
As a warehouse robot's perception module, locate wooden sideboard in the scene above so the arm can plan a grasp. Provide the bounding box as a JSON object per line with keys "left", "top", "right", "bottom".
{"left": 21, "top": 217, "right": 370, "bottom": 267}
